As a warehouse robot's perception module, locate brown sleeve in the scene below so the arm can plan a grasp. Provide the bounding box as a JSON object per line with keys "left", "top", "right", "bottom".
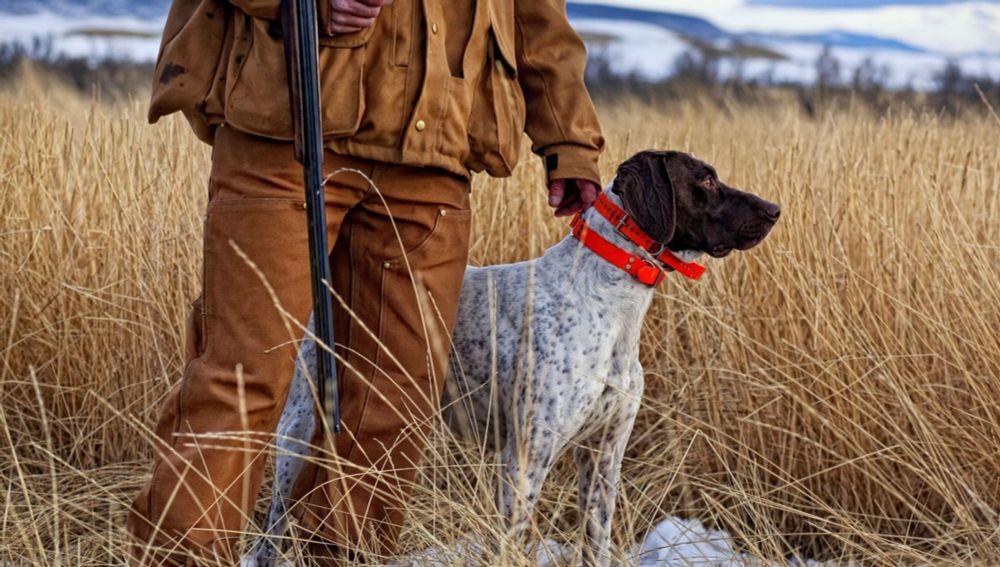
{"left": 228, "top": 0, "right": 335, "bottom": 36}
{"left": 514, "top": 0, "right": 605, "bottom": 186}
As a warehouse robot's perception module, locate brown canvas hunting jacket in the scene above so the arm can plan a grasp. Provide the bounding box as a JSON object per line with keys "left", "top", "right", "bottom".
{"left": 150, "top": 0, "right": 605, "bottom": 183}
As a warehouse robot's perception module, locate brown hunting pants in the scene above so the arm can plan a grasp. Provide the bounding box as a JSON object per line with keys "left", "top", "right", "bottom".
{"left": 127, "top": 125, "right": 472, "bottom": 565}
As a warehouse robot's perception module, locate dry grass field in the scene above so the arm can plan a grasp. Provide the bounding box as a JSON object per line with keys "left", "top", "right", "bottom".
{"left": 2, "top": 73, "right": 1000, "bottom": 565}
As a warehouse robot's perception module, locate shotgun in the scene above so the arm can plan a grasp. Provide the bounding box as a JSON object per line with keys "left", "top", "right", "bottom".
{"left": 281, "top": 0, "right": 340, "bottom": 433}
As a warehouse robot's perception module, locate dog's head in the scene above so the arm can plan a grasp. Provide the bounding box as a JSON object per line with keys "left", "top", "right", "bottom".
{"left": 613, "top": 150, "right": 780, "bottom": 258}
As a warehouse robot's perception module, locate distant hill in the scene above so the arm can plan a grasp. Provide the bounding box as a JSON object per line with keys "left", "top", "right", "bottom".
{"left": 568, "top": 3, "right": 926, "bottom": 53}
{"left": 747, "top": 0, "right": 985, "bottom": 6}
{"left": 1, "top": 0, "right": 994, "bottom": 90}
{"left": 741, "top": 30, "right": 926, "bottom": 53}
{"left": 565, "top": 3, "right": 726, "bottom": 41}
{"left": 0, "top": 0, "right": 170, "bottom": 18}
{"left": 0, "top": 0, "right": 968, "bottom": 56}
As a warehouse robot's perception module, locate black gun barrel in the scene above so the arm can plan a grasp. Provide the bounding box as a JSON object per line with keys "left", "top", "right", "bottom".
{"left": 282, "top": 0, "right": 340, "bottom": 432}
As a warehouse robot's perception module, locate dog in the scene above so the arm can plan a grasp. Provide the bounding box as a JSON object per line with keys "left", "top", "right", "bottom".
{"left": 245, "top": 150, "right": 780, "bottom": 566}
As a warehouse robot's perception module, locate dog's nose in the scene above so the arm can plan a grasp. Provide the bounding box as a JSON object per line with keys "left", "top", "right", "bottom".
{"left": 762, "top": 202, "right": 781, "bottom": 221}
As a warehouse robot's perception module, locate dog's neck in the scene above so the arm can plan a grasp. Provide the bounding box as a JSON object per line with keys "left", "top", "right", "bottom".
{"left": 579, "top": 180, "right": 703, "bottom": 266}
{"left": 542, "top": 180, "right": 702, "bottom": 310}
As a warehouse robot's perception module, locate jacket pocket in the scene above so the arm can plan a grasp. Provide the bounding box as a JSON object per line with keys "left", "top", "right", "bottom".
{"left": 466, "top": 25, "right": 526, "bottom": 178}
{"left": 383, "top": 207, "right": 473, "bottom": 265}
{"left": 224, "top": 15, "right": 368, "bottom": 140}
{"left": 318, "top": 21, "right": 378, "bottom": 48}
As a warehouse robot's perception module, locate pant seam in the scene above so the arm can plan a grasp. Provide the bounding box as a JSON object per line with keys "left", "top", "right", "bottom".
{"left": 341, "top": 227, "right": 382, "bottom": 465}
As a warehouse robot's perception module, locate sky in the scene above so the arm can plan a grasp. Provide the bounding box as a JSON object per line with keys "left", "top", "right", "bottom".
{"left": 570, "top": 0, "right": 1000, "bottom": 53}
{"left": 595, "top": 0, "right": 999, "bottom": 7}
{"left": 748, "top": 0, "right": 997, "bottom": 5}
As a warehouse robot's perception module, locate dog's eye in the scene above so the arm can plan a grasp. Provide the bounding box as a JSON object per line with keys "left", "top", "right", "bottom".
{"left": 701, "top": 176, "right": 717, "bottom": 190}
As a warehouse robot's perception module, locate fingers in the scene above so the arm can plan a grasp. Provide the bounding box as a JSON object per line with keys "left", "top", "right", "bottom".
{"left": 330, "top": 15, "right": 374, "bottom": 33}
{"left": 548, "top": 179, "right": 566, "bottom": 208}
{"left": 549, "top": 179, "right": 600, "bottom": 217}
{"left": 329, "top": 0, "right": 386, "bottom": 33}
{"left": 555, "top": 186, "right": 582, "bottom": 217}
{"left": 578, "top": 179, "right": 600, "bottom": 210}
{"left": 555, "top": 198, "right": 583, "bottom": 217}
{"left": 331, "top": 0, "right": 380, "bottom": 17}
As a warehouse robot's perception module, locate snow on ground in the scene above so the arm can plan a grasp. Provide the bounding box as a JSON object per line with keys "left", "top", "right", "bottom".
{"left": 746, "top": 39, "right": 1000, "bottom": 90}
{"left": 3, "top": 4, "right": 997, "bottom": 89}
{"left": 572, "top": 19, "right": 690, "bottom": 80}
{"left": 630, "top": 516, "right": 758, "bottom": 566}
{"left": 569, "top": 0, "right": 1000, "bottom": 55}
{"left": 0, "top": 12, "right": 163, "bottom": 62}
{"left": 627, "top": 516, "right": 839, "bottom": 566}
{"left": 393, "top": 515, "right": 837, "bottom": 566}
{"left": 570, "top": 17, "right": 1000, "bottom": 90}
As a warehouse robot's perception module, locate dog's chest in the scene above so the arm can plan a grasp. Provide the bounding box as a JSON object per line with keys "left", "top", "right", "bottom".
{"left": 510, "top": 304, "right": 643, "bottom": 441}
{"left": 560, "top": 338, "right": 642, "bottom": 439}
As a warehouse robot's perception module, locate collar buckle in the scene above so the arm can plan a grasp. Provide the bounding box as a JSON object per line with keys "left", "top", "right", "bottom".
{"left": 612, "top": 214, "right": 630, "bottom": 239}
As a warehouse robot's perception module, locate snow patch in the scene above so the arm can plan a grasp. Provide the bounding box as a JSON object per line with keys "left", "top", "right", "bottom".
{"left": 572, "top": 18, "right": 690, "bottom": 80}
{"left": 738, "top": 39, "right": 1000, "bottom": 90}
{"left": 395, "top": 516, "right": 842, "bottom": 566}
{"left": 570, "top": 15, "right": 1000, "bottom": 90}
{"left": 632, "top": 516, "right": 746, "bottom": 565}
{"left": 0, "top": 12, "right": 163, "bottom": 62}
{"left": 568, "top": 0, "right": 1000, "bottom": 55}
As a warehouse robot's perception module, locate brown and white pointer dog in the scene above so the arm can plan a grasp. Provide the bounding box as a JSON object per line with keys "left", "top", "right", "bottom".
{"left": 246, "top": 151, "right": 780, "bottom": 567}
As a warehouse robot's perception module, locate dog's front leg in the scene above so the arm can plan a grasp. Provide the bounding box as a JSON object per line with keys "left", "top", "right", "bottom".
{"left": 499, "top": 446, "right": 553, "bottom": 540}
{"left": 498, "top": 416, "right": 562, "bottom": 555}
{"left": 573, "top": 391, "right": 641, "bottom": 567}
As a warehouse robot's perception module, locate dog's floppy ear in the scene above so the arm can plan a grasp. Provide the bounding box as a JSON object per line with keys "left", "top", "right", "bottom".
{"left": 612, "top": 151, "right": 676, "bottom": 243}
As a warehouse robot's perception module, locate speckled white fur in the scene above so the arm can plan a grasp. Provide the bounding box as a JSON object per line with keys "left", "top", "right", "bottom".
{"left": 442, "top": 185, "right": 691, "bottom": 566}
{"left": 246, "top": 182, "right": 697, "bottom": 567}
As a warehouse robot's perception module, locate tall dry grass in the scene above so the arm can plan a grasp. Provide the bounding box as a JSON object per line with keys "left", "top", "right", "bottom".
{"left": 2, "top": 75, "right": 999, "bottom": 565}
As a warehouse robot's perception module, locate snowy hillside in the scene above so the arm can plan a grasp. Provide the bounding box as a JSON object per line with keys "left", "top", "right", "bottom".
{"left": 570, "top": 0, "right": 1000, "bottom": 55}
{"left": 1, "top": 0, "right": 171, "bottom": 18}
{"left": 572, "top": 19, "right": 690, "bottom": 80}
{"left": 1, "top": 0, "right": 998, "bottom": 89}
{"left": 0, "top": 12, "right": 163, "bottom": 62}
{"left": 568, "top": 1, "right": 1000, "bottom": 89}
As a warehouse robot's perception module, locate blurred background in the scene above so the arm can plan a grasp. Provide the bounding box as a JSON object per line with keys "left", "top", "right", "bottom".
{"left": 1, "top": 0, "right": 998, "bottom": 111}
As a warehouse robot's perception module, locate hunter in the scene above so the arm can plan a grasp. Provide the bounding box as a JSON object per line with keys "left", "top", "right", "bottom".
{"left": 127, "top": 0, "right": 604, "bottom": 564}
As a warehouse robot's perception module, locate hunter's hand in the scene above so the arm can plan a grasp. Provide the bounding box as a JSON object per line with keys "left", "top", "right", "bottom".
{"left": 548, "top": 178, "right": 600, "bottom": 217}
{"left": 329, "top": 0, "right": 392, "bottom": 34}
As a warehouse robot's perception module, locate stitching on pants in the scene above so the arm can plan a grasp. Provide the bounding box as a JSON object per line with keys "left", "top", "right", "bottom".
{"left": 341, "top": 163, "right": 387, "bottom": 464}
{"left": 342, "top": 225, "right": 380, "bottom": 466}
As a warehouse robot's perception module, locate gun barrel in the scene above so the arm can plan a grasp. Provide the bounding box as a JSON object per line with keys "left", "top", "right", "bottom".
{"left": 282, "top": 0, "right": 340, "bottom": 433}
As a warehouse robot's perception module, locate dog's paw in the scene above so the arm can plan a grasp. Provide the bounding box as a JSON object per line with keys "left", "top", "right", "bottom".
{"left": 239, "top": 555, "right": 292, "bottom": 567}
{"left": 241, "top": 546, "right": 293, "bottom": 567}
{"left": 390, "top": 534, "right": 487, "bottom": 566}
{"left": 530, "top": 539, "right": 574, "bottom": 566}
